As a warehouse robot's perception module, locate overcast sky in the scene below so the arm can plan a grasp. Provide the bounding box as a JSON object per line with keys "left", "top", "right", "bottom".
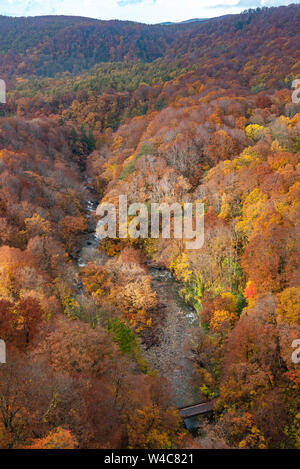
{"left": 0, "top": 0, "right": 298, "bottom": 24}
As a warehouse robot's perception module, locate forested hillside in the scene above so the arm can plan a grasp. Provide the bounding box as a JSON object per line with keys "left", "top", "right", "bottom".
{"left": 0, "top": 15, "right": 187, "bottom": 77}
{"left": 1, "top": 4, "right": 299, "bottom": 79}
{"left": 0, "top": 4, "right": 299, "bottom": 449}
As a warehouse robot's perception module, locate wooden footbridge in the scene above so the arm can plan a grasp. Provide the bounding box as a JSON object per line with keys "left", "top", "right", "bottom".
{"left": 179, "top": 399, "right": 217, "bottom": 418}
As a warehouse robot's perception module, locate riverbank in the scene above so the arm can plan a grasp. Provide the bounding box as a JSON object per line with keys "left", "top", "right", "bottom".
{"left": 76, "top": 181, "right": 203, "bottom": 412}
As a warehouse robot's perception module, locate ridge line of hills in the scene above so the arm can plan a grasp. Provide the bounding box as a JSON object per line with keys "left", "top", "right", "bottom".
{"left": 0, "top": 5, "right": 299, "bottom": 79}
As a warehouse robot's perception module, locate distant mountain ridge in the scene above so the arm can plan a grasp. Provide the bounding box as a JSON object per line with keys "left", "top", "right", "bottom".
{"left": 159, "top": 18, "right": 208, "bottom": 25}
{"left": 0, "top": 5, "right": 299, "bottom": 79}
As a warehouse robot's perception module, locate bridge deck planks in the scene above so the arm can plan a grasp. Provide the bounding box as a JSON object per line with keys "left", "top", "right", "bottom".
{"left": 179, "top": 400, "right": 216, "bottom": 418}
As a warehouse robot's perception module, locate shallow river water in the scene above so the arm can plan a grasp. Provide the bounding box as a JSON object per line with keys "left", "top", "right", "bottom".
{"left": 77, "top": 191, "right": 203, "bottom": 427}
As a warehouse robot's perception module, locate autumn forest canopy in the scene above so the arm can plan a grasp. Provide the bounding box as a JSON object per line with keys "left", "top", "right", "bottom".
{"left": 0, "top": 4, "right": 299, "bottom": 450}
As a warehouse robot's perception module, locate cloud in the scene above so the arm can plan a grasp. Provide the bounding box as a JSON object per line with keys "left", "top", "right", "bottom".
{"left": 263, "top": 0, "right": 294, "bottom": 5}
{"left": 210, "top": 0, "right": 261, "bottom": 8}
{"left": 118, "top": 0, "right": 156, "bottom": 6}
{"left": 1, "top": 0, "right": 64, "bottom": 17}
{"left": 209, "top": 0, "right": 293, "bottom": 9}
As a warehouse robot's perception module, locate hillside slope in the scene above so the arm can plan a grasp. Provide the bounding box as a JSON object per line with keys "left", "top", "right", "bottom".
{"left": 0, "top": 5, "right": 299, "bottom": 79}
{"left": 0, "top": 4, "right": 299, "bottom": 450}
